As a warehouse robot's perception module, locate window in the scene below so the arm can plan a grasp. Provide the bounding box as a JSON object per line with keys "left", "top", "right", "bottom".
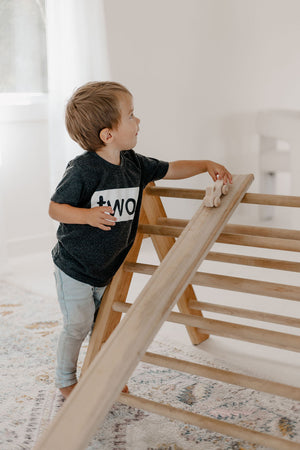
{"left": 0, "top": 0, "right": 47, "bottom": 92}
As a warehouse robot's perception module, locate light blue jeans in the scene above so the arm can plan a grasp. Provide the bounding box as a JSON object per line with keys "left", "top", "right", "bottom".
{"left": 54, "top": 265, "right": 106, "bottom": 388}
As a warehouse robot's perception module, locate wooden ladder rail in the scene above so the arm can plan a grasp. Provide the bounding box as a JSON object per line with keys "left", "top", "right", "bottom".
{"left": 81, "top": 186, "right": 208, "bottom": 374}
{"left": 139, "top": 180, "right": 209, "bottom": 345}
{"left": 146, "top": 185, "right": 300, "bottom": 207}
{"left": 80, "top": 208, "right": 147, "bottom": 374}
{"left": 34, "top": 173, "right": 253, "bottom": 450}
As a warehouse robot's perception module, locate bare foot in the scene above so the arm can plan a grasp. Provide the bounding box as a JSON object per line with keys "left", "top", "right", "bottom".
{"left": 122, "top": 384, "right": 129, "bottom": 393}
{"left": 59, "top": 382, "right": 78, "bottom": 400}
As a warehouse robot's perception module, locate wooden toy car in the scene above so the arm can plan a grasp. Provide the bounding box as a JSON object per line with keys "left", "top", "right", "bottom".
{"left": 203, "top": 179, "right": 229, "bottom": 207}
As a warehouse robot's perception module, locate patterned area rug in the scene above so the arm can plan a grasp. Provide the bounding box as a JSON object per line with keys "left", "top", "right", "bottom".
{"left": 1, "top": 280, "right": 300, "bottom": 450}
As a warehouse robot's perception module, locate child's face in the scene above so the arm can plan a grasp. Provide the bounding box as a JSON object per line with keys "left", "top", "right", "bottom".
{"left": 113, "top": 94, "right": 140, "bottom": 150}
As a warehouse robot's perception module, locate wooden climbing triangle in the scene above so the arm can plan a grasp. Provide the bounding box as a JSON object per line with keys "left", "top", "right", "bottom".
{"left": 35, "top": 173, "right": 300, "bottom": 450}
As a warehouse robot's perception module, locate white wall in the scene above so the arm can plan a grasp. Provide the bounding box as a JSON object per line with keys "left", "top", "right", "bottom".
{"left": 103, "top": 0, "right": 300, "bottom": 220}
{"left": 2, "top": 0, "right": 300, "bottom": 261}
{"left": 0, "top": 94, "right": 54, "bottom": 259}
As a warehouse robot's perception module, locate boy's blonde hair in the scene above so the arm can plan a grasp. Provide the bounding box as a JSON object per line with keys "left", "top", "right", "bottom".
{"left": 65, "top": 81, "right": 132, "bottom": 151}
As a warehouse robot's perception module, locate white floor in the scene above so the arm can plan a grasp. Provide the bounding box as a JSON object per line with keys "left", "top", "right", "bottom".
{"left": 1, "top": 235, "right": 300, "bottom": 388}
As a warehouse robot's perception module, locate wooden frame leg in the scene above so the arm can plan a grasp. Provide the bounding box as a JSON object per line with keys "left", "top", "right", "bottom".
{"left": 142, "top": 183, "right": 209, "bottom": 345}
{"left": 81, "top": 209, "right": 147, "bottom": 374}
{"left": 82, "top": 184, "right": 209, "bottom": 374}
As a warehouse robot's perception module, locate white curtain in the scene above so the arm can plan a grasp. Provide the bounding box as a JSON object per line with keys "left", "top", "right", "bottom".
{"left": 45, "top": 0, "right": 110, "bottom": 191}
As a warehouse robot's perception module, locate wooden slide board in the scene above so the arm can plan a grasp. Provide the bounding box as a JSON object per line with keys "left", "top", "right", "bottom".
{"left": 34, "top": 174, "right": 254, "bottom": 450}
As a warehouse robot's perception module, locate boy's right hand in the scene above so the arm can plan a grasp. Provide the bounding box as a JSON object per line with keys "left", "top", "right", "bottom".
{"left": 85, "top": 206, "right": 117, "bottom": 230}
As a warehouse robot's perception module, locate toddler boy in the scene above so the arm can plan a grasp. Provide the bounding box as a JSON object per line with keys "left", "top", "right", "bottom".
{"left": 49, "top": 81, "right": 232, "bottom": 399}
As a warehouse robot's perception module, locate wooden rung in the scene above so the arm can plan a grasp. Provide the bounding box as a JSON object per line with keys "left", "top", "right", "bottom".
{"left": 225, "top": 223, "right": 300, "bottom": 240}
{"left": 145, "top": 186, "right": 207, "bottom": 199}
{"left": 142, "top": 351, "right": 300, "bottom": 400}
{"left": 124, "top": 262, "right": 300, "bottom": 302}
{"left": 112, "top": 302, "right": 300, "bottom": 352}
{"left": 157, "top": 217, "right": 300, "bottom": 241}
{"left": 218, "top": 233, "right": 300, "bottom": 252}
{"left": 119, "top": 393, "right": 300, "bottom": 450}
{"left": 142, "top": 234, "right": 300, "bottom": 271}
{"left": 188, "top": 299, "right": 300, "bottom": 327}
{"left": 190, "top": 271, "right": 300, "bottom": 302}
{"left": 138, "top": 224, "right": 300, "bottom": 252}
{"left": 138, "top": 223, "right": 182, "bottom": 237}
{"left": 146, "top": 185, "right": 300, "bottom": 207}
{"left": 206, "top": 251, "right": 300, "bottom": 273}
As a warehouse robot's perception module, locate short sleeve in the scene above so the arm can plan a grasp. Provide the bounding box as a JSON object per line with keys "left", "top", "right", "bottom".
{"left": 135, "top": 153, "right": 169, "bottom": 188}
{"left": 51, "top": 163, "right": 85, "bottom": 206}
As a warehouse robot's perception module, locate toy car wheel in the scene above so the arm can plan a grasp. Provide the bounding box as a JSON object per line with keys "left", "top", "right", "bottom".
{"left": 222, "top": 185, "right": 229, "bottom": 195}
{"left": 214, "top": 197, "right": 221, "bottom": 207}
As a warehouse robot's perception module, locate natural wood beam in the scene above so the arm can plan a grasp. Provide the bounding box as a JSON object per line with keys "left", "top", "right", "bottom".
{"left": 34, "top": 174, "right": 253, "bottom": 450}
{"left": 146, "top": 186, "right": 300, "bottom": 207}
{"left": 119, "top": 393, "right": 300, "bottom": 450}
{"left": 124, "top": 262, "right": 300, "bottom": 301}
{"left": 142, "top": 352, "right": 300, "bottom": 400}
{"left": 112, "top": 302, "right": 300, "bottom": 352}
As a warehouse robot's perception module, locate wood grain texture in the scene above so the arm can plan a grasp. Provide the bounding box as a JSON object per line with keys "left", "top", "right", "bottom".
{"left": 146, "top": 185, "right": 300, "bottom": 207}
{"left": 34, "top": 174, "right": 253, "bottom": 450}
{"left": 119, "top": 393, "right": 300, "bottom": 450}
{"left": 112, "top": 302, "right": 300, "bottom": 352}
{"left": 124, "top": 262, "right": 300, "bottom": 301}
{"left": 81, "top": 208, "right": 147, "bottom": 374}
{"left": 188, "top": 299, "right": 300, "bottom": 327}
{"left": 157, "top": 217, "right": 300, "bottom": 240}
{"left": 140, "top": 182, "right": 209, "bottom": 345}
{"left": 138, "top": 224, "right": 300, "bottom": 252}
{"left": 141, "top": 352, "right": 300, "bottom": 400}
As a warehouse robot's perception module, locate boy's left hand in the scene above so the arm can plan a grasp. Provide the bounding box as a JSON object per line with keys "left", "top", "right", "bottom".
{"left": 206, "top": 161, "right": 232, "bottom": 185}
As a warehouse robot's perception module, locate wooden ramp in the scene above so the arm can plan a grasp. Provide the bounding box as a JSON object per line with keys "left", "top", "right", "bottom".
{"left": 35, "top": 173, "right": 300, "bottom": 450}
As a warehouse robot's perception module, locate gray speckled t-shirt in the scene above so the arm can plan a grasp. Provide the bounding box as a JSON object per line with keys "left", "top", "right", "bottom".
{"left": 51, "top": 150, "right": 169, "bottom": 286}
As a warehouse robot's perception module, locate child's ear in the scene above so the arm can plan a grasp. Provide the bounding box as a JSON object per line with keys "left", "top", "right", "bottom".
{"left": 99, "top": 128, "right": 113, "bottom": 144}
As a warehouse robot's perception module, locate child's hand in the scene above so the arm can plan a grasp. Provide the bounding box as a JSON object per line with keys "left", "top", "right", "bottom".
{"left": 206, "top": 161, "right": 232, "bottom": 185}
{"left": 86, "top": 206, "right": 117, "bottom": 230}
